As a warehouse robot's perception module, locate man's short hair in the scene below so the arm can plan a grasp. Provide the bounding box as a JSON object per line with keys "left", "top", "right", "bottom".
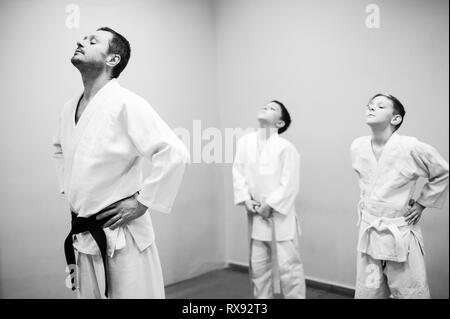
{"left": 370, "top": 93, "right": 406, "bottom": 131}
{"left": 271, "top": 100, "right": 291, "bottom": 134}
{"left": 97, "top": 27, "right": 131, "bottom": 78}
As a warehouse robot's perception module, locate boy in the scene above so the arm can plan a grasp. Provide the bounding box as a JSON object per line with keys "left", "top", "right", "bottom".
{"left": 232, "top": 100, "right": 306, "bottom": 299}
{"left": 350, "top": 93, "right": 449, "bottom": 298}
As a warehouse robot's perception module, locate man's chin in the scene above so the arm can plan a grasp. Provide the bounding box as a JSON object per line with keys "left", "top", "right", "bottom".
{"left": 70, "top": 55, "right": 83, "bottom": 65}
{"left": 70, "top": 58, "right": 77, "bottom": 65}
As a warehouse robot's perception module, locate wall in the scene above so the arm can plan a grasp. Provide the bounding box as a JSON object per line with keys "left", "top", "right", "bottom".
{"left": 0, "top": 0, "right": 448, "bottom": 299}
{"left": 216, "top": 0, "right": 449, "bottom": 298}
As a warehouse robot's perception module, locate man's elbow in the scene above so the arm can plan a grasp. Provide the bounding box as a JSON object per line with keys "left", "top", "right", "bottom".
{"left": 171, "top": 144, "right": 191, "bottom": 165}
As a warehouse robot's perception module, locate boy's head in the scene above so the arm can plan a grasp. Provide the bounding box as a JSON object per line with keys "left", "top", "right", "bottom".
{"left": 366, "top": 94, "right": 405, "bottom": 131}
{"left": 257, "top": 100, "right": 291, "bottom": 134}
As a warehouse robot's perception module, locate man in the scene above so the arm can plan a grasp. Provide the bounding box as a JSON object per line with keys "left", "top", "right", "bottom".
{"left": 53, "top": 27, "right": 190, "bottom": 298}
{"left": 350, "top": 93, "right": 449, "bottom": 298}
{"left": 232, "top": 100, "right": 306, "bottom": 299}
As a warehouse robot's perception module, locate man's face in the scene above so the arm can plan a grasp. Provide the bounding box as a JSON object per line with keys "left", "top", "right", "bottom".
{"left": 365, "top": 95, "right": 400, "bottom": 127}
{"left": 71, "top": 30, "right": 112, "bottom": 70}
{"left": 257, "top": 102, "right": 284, "bottom": 128}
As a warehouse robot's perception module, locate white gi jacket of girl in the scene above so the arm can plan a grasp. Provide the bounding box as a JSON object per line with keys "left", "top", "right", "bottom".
{"left": 53, "top": 79, "right": 190, "bottom": 257}
{"left": 233, "top": 132, "right": 301, "bottom": 241}
{"left": 350, "top": 133, "right": 449, "bottom": 262}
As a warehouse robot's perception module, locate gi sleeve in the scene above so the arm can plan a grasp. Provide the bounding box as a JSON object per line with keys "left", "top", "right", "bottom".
{"left": 124, "top": 100, "right": 190, "bottom": 214}
{"left": 411, "top": 141, "right": 449, "bottom": 209}
{"left": 52, "top": 113, "right": 65, "bottom": 194}
{"left": 232, "top": 137, "right": 251, "bottom": 205}
{"left": 265, "top": 146, "right": 300, "bottom": 215}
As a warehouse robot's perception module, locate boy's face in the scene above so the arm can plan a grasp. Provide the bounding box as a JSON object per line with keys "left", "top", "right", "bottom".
{"left": 365, "top": 95, "right": 401, "bottom": 128}
{"left": 71, "top": 30, "right": 112, "bottom": 69}
{"left": 257, "top": 102, "right": 284, "bottom": 129}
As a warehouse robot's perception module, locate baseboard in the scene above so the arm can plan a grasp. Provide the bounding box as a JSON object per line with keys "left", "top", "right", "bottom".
{"left": 165, "top": 262, "right": 227, "bottom": 288}
{"left": 226, "top": 262, "right": 355, "bottom": 297}
{"left": 227, "top": 261, "right": 249, "bottom": 274}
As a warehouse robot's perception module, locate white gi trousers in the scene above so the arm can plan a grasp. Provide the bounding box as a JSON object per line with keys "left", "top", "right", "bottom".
{"left": 355, "top": 244, "right": 430, "bottom": 299}
{"left": 250, "top": 236, "right": 306, "bottom": 299}
{"left": 355, "top": 201, "right": 431, "bottom": 299}
{"left": 75, "top": 227, "right": 165, "bottom": 299}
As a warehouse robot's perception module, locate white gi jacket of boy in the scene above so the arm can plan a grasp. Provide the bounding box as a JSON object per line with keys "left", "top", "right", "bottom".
{"left": 351, "top": 132, "right": 449, "bottom": 262}
{"left": 233, "top": 131, "right": 300, "bottom": 241}
{"left": 53, "top": 79, "right": 190, "bottom": 257}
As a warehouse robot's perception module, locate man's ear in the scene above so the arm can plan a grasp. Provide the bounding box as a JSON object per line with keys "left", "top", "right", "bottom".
{"left": 391, "top": 114, "right": 402, "bottom": 127}
{"left": 275, "top": 120, "right": 285, "bottom": 129}
{"left": 106, "top": 54, "right": 121, "bottom": 67}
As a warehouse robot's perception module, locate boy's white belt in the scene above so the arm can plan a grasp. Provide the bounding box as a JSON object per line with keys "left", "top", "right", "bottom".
{"left": 355, "top": 198, "right": 422, "bottom": 263}
{"left": 247, "top": 213, "right": 281, "bottom": 294}
{"left": 247, "top": 213, "right": 301, "bottom": 295}
{"left": 268, "top": 218, "right": 281, "bottom": 294}
{"left": 357, "top": 210, "right": 409, "bottom": 262}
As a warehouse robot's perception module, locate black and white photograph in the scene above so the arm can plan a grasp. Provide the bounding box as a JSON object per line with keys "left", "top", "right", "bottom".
{"left": 0, "top": 0, "right": 448, "bottom": 309}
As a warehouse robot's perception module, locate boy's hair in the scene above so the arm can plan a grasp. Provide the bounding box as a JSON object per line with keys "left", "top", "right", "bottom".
{"left": 371, "top": 93, "right": 406, "bottom": 131}
{"left": 97, "top": 27, "right": 131, "bottom": 78}
{"left": 271, "top": 100, "right": 291, "bottom": 134}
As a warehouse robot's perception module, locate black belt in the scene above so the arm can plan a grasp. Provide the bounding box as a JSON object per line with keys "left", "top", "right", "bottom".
{"left": 64, "top": 194, "right": 136, "bottom": 298}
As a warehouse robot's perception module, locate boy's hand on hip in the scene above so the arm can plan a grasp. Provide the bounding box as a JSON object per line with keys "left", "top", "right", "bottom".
{"left": 404, "top": 200, "right": 425, "bottom": 225}
{"left": 96, "top": 197, "right": 148, "bottom": 230}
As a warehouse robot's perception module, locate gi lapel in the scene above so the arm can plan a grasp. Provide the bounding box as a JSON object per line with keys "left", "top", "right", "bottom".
{"left": 65, "top": 79, "right": 119, "bottom": 198}
{"left": 366, "top": 132, "right": 399, "bottom": 196}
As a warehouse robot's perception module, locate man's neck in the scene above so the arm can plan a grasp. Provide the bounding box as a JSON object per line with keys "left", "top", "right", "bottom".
{"left": 370, "top": 124, "right": 395, "bottom": 146}
{"left": 81, "top": 71, "right": 112, "bottom": 101}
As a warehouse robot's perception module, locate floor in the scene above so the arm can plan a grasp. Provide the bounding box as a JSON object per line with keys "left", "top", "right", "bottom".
{"left": 166, "top": 268, "right": 353, "bottom": 299}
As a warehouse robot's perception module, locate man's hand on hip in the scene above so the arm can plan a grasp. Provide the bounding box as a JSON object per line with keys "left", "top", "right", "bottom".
{"left": 96, "top": 196, "right": 148, "bottom": 230}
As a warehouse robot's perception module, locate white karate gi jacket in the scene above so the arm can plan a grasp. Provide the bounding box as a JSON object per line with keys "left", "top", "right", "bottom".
{"left": 53, "top": 79, "right": 190, "bottom": 257}
{"left": 350, "top": 133, "right": 449, "bottom": 262}
{"left": 233, "top": 132, "right": 301, "bottom": 241}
